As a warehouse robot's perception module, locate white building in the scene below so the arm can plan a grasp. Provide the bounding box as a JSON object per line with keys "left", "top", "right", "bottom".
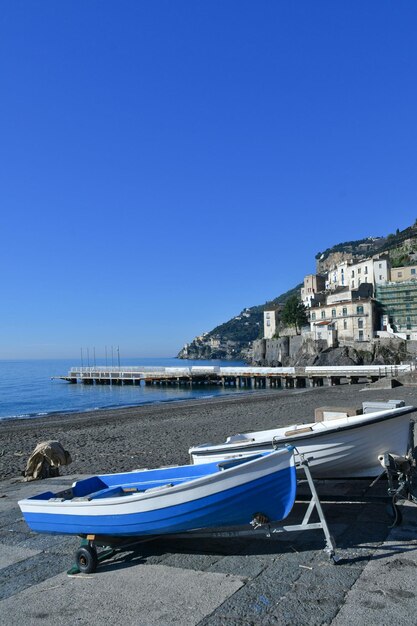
{"left": 326, "top": 256, "right": 390, "bottom": 291}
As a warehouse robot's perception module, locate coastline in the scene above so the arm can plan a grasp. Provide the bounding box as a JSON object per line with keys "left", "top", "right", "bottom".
{"left": 1, "top": 384, "right": 417, "bottom": 481}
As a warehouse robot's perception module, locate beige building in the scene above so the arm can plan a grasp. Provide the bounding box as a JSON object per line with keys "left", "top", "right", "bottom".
{"left": 309, "top": 295, "right": 375, "bottom": 343}
{"left": 390, "top": 265, "right": 417, "bottom": 283}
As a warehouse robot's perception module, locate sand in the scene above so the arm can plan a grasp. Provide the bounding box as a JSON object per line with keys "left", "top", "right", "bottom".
{"left": 1, "top": 384, "right": 417, "bottom": 480}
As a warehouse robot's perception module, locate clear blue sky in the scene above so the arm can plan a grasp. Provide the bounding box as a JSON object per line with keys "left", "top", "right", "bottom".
{"left": 1, "top": 1, "right": 417, "bottom": 359}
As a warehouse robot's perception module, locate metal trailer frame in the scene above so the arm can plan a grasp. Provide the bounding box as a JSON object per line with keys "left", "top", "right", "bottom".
{"left": 294, "top": 442, "right": 417, "bottom": 529}
{"left": 70, "top": 453, "right": 337, "bottom": 575}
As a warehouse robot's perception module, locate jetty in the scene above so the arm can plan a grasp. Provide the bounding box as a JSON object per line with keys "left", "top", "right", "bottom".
{"left": 56, "top": 364, "right": 412, "bottom": 388}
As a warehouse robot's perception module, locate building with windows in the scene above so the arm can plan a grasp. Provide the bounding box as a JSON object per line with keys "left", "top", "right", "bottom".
{"left": 390, "top": 265, "right": 417, "bottom": 283}
{"left": 373, "top": 257, "right": 391, "bottom": 285}
{"left": 309, "top": 290, "right": 375, "bottom": 343}
{"left": 325, "top": 256, "right": 390, "bottom": 291}
{"left": 375, "top": 281, "right": 417, "bottom": 339}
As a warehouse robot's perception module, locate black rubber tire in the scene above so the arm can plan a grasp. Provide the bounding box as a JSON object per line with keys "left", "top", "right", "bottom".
{"left": 76, "top": 545, "right": 98, "bottom": 574}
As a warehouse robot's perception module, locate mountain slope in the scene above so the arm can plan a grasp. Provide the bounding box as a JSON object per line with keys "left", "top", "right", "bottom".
{"left": 177, "top": 284, "right": 301, "bottom": 360}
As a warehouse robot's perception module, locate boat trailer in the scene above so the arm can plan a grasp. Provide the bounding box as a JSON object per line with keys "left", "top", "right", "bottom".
{"left": 70, "top": 453, "right": 337, "bottom": 575}
{"left": 69, "top": 447, "right": 417, "bottom": 575}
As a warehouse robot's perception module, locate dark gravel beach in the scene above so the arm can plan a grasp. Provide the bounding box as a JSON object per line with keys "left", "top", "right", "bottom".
{"left": 1, "top": 384, "right": 417, "bottom": 480}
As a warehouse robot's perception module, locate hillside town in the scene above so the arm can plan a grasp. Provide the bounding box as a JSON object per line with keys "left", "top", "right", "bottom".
{"left": 178, "top": 225, "right": 417, "bottom": 366}
{"left": 265, "top": 254, "right": 417, "bottom": 344}
{"left": 256, "top": 246, "right": 417, "bottom": 367}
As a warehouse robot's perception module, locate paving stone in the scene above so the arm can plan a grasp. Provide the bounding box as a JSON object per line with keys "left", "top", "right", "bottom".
{"left": 0, "top": 564, "right": 245, "bottom": 626}
{"left": 0, "top": 544, "right": 41, "bottom": 570}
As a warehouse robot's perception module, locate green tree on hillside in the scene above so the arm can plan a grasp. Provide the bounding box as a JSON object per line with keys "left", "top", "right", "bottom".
{"left": 281, "top": 296, "right": 308, "bottom": 335}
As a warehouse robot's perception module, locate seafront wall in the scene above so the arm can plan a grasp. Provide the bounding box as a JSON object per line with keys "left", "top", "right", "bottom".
{"left": 252, "top": 336, "right": 326, "bottom": 365}
{"left": 251, "top": 336, "right": 417, "bottom": 367}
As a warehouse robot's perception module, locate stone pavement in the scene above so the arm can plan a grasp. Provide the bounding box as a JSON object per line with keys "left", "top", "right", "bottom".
{"left": 1, "top": 474, "right": 417, "bottom": 626}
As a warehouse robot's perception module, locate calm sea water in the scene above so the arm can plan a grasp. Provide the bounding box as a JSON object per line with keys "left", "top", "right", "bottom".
{"left": 0, "top": 358, "right": 249, "bottom": 421}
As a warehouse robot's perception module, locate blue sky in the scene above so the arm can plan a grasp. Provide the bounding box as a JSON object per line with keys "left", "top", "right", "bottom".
{"left": 1, "top": 1, "right": 417, "bottom": 359}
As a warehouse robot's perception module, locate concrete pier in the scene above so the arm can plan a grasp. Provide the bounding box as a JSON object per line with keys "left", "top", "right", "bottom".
{"left": 55, "top": 364, "right": 412, "bottom": 389}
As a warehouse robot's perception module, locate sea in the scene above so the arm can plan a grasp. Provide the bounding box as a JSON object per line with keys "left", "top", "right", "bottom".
{"left": 0, "top": 357, "right": 251, "bottom": 421}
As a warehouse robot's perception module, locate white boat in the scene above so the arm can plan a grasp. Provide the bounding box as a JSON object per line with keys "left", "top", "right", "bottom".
{"left": 189, "top": 405, "right": 416, "bottom": 478}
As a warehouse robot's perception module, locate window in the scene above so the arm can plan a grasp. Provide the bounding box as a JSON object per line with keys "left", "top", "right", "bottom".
{"left": 412, "top": 269, "right": 416, "bottom": 275}
{"left": 321, "top": 310, "right": 326, "bottom": 319}
{"left": 343, "top": 307, "right": 347, "bottom": 317}
{"left": 358, "top": 267, "right": 361, "bottom": 274}
{"left": 379, "top": 263, "right": 382, "bottom": 268}
{"left": 266, "top": 320, "right": 270, "bottom": 326}
{"left": 331, "top": 309, "right": 336, "bottom": 317}
{"left": 358, "top": 330, "right": 364, "bottom": 341}
{"left": 358, "top": 318, "right": 363, "bottom": 329}
{"left": 311, "top": 312, "right": 316, "bottom": 321}
{"left": 343, "top": 320, "right": 347, "bottom": 330}
{"left": 365, "top": 266, "right": 368, "bottom": 274}
{"left": 398, "top": 272, "right": 403, "bottom": 277}
{"left": 351, "top": 270, "right": 355, "bottom": 277}
{"left": 356, "top": 305, "right": 364, "bottom": 314}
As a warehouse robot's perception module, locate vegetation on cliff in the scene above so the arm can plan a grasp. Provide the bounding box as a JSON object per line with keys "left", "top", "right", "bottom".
{"left": 316, "top": 221, "right": 417, "bottom": 272}
{"left": 280, "top": 295, "right": 309, "bottom": 335}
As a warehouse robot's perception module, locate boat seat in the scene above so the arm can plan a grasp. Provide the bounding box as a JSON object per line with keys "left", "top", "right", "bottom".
{"left": 87, "top": 486, "right": 126, "bottom": 500}
{"left": 86, "top": 486, "right": 143, "bottom": 500}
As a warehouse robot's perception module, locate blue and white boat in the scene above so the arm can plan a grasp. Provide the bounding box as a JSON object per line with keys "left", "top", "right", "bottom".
{"left": 18, "top": 447, "right": 296, "bottom": 538}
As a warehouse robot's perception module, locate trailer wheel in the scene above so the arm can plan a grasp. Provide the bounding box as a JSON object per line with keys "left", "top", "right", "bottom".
{"left": 76, "top": 545, "right": 98, "bottom": 574}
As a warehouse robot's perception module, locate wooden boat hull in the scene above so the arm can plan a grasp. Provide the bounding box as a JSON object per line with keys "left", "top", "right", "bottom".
{"left": 189, "top": 406, "right": 415, "bottom": 478}
{"left": 19, "top": 448, "right": 296, "bottom": 537}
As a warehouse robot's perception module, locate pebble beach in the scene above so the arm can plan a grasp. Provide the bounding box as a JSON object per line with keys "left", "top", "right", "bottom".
{"left": 1, "top": 383, "right": 417, "bottom": 480}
